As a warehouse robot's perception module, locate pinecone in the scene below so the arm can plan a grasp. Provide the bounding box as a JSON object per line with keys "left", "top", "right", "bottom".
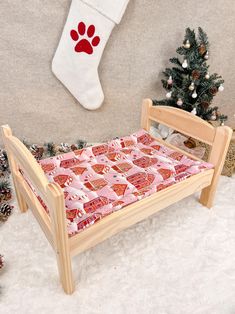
{"left": 209, "top": 87, "right": 218, "bottom": 96}
{"left": 198, "top": 44, "right": 206, "bottom": 56}
{"left": 200, "top": 101, "right": 210, "bottom": 109}
{"left": 0, "top": 203, "right": 13, "bottom": 222}
{"left": 30, "top": 145, "right": 44, "bottom": 160}
{"left": 70, "top": 144, "right": 78, "bottom": 151}
{"left": 192, "top": 70, "right": 200, "bottom": 80}
{"left": 0, "top": 150, "right": 9, "bottom": 173}
{"left": 0, "top": 180, "right": 12, "bottom": 203}
{"left": 0, "top": 188, "right": 12, "bottom": 203}
{"left": 0, "top": 254, "right": 4, "bottom": 270}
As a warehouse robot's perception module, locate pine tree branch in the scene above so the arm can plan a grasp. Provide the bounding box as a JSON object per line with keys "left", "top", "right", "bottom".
{"left": 152, "top": 99, "right": 176, "bottom": 106}
{"left": 169, "top": 57, "right": 182, "bottom": 67}
{"left": 176, "top": 46, "right": 187, "bottom": 55}
{"left": 198, "top": 27, "right": 209, "bottom": 47}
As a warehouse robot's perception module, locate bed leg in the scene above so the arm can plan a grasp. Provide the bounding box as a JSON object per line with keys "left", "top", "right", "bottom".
{"left": 14, "top": 183, "right": 28, "bottom": 213}
{"left": 1, "top": 125, "right": 28, "bottom": 212}
{"left": 47, "top": 183, "right": 75, "bottom": 294}
{"left": 199, "top": 126, "right": 232, "bottom": 209}
{"left": 200, "top": 181, "right": 218, "bottom": 209}
{"left": 56, "top": 247, "right": 74, "bottom": 294}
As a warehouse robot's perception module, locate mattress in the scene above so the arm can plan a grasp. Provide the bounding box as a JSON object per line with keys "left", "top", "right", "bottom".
{"left": 38, "top": 129, "right": 213, "bottom": 236}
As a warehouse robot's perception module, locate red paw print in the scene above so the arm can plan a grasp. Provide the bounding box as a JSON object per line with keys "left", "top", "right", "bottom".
{"left": 70, "top": 21, "right": 100, "bottom": 55}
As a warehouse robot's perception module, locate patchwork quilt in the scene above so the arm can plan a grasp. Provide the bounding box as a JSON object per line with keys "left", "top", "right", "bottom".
{"left": 37, "top": 129, "right": 213, "bottom": 236}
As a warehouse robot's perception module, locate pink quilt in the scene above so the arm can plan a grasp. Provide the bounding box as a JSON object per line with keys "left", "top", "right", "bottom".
{"left": 38, "top": 129, "right": 213, "bottom": 236}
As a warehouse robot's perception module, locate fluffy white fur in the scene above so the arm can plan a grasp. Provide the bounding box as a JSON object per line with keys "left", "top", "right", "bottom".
{"left": 0, "top": 176, "right": 235, "bottom": 314}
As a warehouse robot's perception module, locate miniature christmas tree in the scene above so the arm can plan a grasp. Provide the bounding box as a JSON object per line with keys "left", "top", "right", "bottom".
{"left": 153, "top": 27, "right": 228, "bottom": 124}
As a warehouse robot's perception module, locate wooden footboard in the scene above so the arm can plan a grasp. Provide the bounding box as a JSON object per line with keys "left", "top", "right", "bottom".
{"left": 1, "top": 99, "right": 232, "bottom": 294}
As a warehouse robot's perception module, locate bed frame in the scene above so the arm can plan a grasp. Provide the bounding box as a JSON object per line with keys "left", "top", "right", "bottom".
{"left": 1, "top": 99, "right": 232, "bottom": 294}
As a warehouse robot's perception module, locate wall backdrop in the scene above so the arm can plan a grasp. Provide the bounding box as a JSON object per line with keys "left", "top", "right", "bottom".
{"left": 1, "top": 0, "right": 235, "bottom": 145}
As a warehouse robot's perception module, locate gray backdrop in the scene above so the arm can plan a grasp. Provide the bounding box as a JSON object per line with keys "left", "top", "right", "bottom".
{"left": 0, "top": 0, "right": 234, "bottom": 144}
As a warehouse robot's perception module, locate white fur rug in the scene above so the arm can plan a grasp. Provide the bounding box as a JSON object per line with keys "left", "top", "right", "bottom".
{"left": 0, "top": 176, "right": 235, "bottom": 314}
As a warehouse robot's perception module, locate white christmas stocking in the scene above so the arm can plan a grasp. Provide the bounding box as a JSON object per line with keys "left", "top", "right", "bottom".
{"left": 52, "top": 0, "right": 130, "bottom": 110}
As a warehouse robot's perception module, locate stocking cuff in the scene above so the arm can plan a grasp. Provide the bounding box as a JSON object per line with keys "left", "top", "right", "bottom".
{"left": 81, "top": 0, "right": 130, "bottom": 24}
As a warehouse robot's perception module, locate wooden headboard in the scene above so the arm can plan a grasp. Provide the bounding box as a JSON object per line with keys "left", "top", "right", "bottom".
{"left": 141, "top": 98, "right": 232, "bottom": 207}
{"left": 141, "top": 98, "right": 216, "bottom": 145}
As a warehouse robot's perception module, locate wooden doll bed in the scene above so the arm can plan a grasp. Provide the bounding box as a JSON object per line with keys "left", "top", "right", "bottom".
{"left": 1, "top": 99, "right": 232, "bottom": 294}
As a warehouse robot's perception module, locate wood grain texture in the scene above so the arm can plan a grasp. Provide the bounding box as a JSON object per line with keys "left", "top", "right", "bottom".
{"left": 1, "top": 125, "right": 74, "bottom": 294}
{"left": 16, "top": 172, "right": 54, "bottom": 248}
{"left": 142, "top": 99, "right": 216, "bottom": 145}
{"left": 47, "top": 183, "right": 75, "bottom": 294}
{"left": 1, "top": 99, "right": 231, "bottom": 294}
{"left": 69, "top": 169, "right": 214, "bottom": 256}
{"left": 1, "top": 125, "right": 28, "bottom": 213}
{"left": 141, "top": 99, "right": 152, "bottom": 131}
{"left": 7, "top": 139, "right": 48, "bottom": 195}
{"left": 200, "top": 126, "right": 233, "bottom": 208}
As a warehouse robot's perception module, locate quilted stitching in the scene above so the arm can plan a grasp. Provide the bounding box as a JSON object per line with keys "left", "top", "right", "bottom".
{"left": 38, "top": 130, "right": 213, "bottom": 236}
